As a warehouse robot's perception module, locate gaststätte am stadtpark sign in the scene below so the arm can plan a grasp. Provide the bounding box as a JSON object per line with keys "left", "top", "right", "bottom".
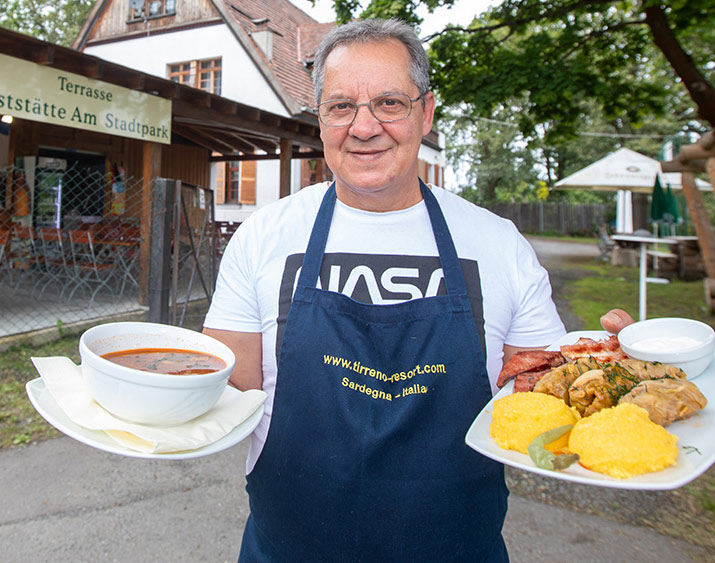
{"left": 0, "top": 53, "right": 171, "bottom": 144}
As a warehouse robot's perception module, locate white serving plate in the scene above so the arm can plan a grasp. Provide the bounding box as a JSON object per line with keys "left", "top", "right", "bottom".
{"left": 466, "top": 331, "right": 715, "bottom": 490}
{"left": 26, "top": 378, "right": 263, "bottom": 460}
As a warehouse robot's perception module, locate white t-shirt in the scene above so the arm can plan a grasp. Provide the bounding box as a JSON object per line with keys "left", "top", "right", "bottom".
{"left": 205, "top": 182, "right": 565, "bottom": 472}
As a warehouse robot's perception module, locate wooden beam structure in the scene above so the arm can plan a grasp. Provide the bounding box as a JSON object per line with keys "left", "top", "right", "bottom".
{"left": 0, "top": 27, "right": 324, "bottom": 161}
{"left": 660, "top": 130, "right": 715, "bottom": 310}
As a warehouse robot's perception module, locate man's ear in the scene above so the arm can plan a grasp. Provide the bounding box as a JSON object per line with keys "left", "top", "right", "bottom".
{"left": 421, "top": 91, "right": 436, "bottom": 136}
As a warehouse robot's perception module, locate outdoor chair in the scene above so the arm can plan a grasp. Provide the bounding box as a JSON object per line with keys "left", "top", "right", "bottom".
{"left": 36, "top": 227, "right": 74, "bottom": 298}
{"left": 596, "top": 224, "right": 616, "bottom": 261}
{"left": 67, "top": 229, "right": 118, "bottom": 307}
{"left": 91, "top": 223, "right": 141, "bottom": 301}
{"left": 8, "top": 224, "right": 42, "bottom": 292}
{"left": 0, "top": 228, "right": 11, "bottom": 285}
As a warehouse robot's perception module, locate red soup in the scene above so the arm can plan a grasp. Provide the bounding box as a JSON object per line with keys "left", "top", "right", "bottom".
{"left": 102, "top": 348, "right": 227, "bottom": 375}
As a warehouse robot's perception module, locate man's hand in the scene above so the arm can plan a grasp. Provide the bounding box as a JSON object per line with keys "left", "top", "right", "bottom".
{"left": 600, "top": 309, "right": 635, "bottom": 334}
{"left": 202, "top": 329, "right": 263, "bottom": 390}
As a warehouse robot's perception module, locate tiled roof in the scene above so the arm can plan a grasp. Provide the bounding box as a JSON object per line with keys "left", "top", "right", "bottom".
{"left": 298, "top": 21, "right": 337, "bottom": 62}
{"left": 221, "top": 0, "right": 335, "bottom": 110}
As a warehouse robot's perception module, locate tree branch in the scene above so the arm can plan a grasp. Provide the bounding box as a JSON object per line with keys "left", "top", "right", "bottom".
{"left": 422, "top": 0, "right": 616, "bottom": 42}
{"left": 644, "top": 4, "right": 715, "bottom": 126}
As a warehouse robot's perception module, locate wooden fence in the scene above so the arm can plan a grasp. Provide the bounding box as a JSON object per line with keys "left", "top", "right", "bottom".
{"left": 484, "top": 201, "right": 609, "bottom": 235}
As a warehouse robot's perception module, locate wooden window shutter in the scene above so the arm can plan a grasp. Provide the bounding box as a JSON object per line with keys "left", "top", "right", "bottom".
{"left": 240, "top": 160, "right": 257, "bottom": 205}
{"left": 434, "top": 164, "right": 441, "bottom": 186}
{"left": 418, "top": 159, "right": 428, "bottom": 182}
{"left": 215, "top": 162, "right": 226, "bottom": 204}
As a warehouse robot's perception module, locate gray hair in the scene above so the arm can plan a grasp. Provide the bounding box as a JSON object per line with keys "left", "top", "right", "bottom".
{"left": 312, "top": 18, "right": 430, "bottom": 105}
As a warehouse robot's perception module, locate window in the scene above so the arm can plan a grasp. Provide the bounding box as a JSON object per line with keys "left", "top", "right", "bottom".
{"left": 129, "top": 0, "right": 175, "bottom": 21}
{"left": 168, "top": 58, "right": 222, "bottom": 95}
{"left": 227, "top": 161, "right": 241, "bottom": 203}
{"left": 216, "top": 160, "right": 256, "bottom": 205}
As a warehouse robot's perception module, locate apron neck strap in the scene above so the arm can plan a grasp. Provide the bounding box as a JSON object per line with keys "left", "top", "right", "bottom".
{"left": 297, "top": 180, "right": 468, "bottom": 297}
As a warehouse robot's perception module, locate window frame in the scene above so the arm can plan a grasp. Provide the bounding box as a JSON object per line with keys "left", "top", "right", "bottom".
{"left": 128, "top": 0, "right": 176, "bottom": 22}
{"left": 167, "top": 58, "right": 222, "bottom": 95}
{"left": 217, "top": 159, "right": 256, "bottom": 206}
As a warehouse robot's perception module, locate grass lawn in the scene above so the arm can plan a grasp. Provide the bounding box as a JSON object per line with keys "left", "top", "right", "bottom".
{"left": 0, "top": 336, "right": 80, "bottom": 447}
{"left": 564, "top": 262, "right": 715, "bottom": 329}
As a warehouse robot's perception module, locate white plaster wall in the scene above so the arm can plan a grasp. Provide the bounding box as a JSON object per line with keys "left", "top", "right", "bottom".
{"left": 86, "top": 24, "right": 296, "bottom": 223}
{"left": 84, "top": 24, "right": 288, "bottom": 115}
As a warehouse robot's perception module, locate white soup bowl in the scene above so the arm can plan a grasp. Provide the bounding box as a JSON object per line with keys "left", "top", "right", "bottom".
{"left": 79, "top": 322, "right": 235, "bottom": 425}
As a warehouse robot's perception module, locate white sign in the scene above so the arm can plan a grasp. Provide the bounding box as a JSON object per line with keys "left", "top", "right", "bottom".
{"left": 0, "top": 53, "right": 172, "bottom": 144}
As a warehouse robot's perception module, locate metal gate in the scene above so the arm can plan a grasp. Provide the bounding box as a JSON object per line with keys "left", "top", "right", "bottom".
{"left": 149, "top": 179, "right": 217, "bottom": 330}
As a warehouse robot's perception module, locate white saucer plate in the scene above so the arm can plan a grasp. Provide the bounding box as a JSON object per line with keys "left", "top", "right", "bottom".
{"left": 26, "top": 378, "right": 263, "bottom": 460}
{"left": 466, "top": 331, "right": 715, "bottom": 490}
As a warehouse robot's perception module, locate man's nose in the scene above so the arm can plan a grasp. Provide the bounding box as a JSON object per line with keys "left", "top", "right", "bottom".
{"left": 349, "top": 104, "right": 382, "bottom": 137}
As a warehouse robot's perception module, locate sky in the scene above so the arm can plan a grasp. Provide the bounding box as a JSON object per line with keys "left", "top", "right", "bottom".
{"left": 288, "top": 0, "right": 497, "bottom": 40}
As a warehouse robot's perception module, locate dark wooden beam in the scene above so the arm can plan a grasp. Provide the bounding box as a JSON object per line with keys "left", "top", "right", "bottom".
{"left": 173, "top": 104, "right": 323, "bottom": 149}
{"left": 209, "top": 149, "right": 324, "bottom": 162}
{"left": 280, "top": 138, "right": 293, "bottom": 198}
{"left": 36, "top": 45, "right": 55, "bottom": 65}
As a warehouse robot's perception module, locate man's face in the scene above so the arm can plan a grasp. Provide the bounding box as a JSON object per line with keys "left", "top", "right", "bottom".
{"left": 318, "top": 39, "right": 435, "bottom": 211}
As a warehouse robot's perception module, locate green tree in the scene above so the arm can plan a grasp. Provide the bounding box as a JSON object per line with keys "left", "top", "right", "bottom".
{"left": 443, "top": 103, "right": 541, "bottom": 203}
{"left": 437, "top": 21, "right": 703, "bottom": 203}
{"left": 331, "top": 0, "right": 714, "bottom": 140}
{"left": 0, "top": 0, "right": 94, "bottom": 47}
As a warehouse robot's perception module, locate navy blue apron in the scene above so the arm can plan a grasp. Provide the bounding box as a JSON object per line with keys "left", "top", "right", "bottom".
{"left": 239, "top": 181, "right": 508, "bottom": 562}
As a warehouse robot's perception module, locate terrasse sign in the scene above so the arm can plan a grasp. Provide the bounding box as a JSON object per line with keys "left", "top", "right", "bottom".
{"left": 0, "top": 53, "right": 171, "bottom": 144}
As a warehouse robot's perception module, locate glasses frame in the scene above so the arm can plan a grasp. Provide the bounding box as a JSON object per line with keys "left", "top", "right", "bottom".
{"left": 316, "top": 92, "right": 425, "bottom": 127}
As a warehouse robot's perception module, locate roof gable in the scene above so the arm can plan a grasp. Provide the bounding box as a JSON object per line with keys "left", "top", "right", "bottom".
{"left": 219, "top": 0, "right": 334, "bottom": 110}
{"left": 74, "top": 0, "right": 330, "bottom": 115}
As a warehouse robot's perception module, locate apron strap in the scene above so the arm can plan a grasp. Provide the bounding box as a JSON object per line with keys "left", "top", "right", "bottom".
{"left": 295, "top": 183, "right": 337, "bottom": 290}
{"left": 419, "top": 179, "right": 469, "bottom": 297}
{"left": 296, "top": 180, "right": 469, "bottom": 297}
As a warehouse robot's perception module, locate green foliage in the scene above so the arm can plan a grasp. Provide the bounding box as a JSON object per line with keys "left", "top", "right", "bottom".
{"left": 332, "top": 0, "right": 458, "bottom": 26}
{"left": 333, "top": 0, "right": 713, "bottom": 142}
{"left": 0, "top": 0, "right": 94, "bottom": 46}
{"left": 442, "top": 103, "right": 542, "bottom": 201}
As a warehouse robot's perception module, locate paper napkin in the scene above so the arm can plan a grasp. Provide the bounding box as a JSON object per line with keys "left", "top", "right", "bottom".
{"left": 31, "top": 356, "right": 266, "bottom": 454}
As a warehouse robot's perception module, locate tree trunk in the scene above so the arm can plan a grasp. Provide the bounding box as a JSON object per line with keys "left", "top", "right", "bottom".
{"left": 643, "top": 4, "right": 715, "bottom": 127}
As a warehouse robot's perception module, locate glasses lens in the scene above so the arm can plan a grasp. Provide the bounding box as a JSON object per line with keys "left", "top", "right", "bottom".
{"left": 370, "top": 94, "right": 412, "bottom": 122}
{"left": 318, "top": 100, "right": 357, "bottom": 126}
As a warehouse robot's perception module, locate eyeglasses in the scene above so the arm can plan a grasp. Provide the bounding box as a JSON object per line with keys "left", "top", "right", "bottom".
{"left": 317, "top": 93, "right": 424, "bottom": 127}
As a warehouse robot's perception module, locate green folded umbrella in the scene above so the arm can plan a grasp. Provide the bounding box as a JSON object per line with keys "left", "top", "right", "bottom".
{"left": 664, "top": 184, "right": 680, "bottom": 223}
{"left": 650, "top": 175, "right": 668, "bottom": 222}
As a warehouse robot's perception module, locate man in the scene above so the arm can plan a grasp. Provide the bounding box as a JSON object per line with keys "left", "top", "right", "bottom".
{"left": 204, "top": 18, "right": 632, "bottom": 561}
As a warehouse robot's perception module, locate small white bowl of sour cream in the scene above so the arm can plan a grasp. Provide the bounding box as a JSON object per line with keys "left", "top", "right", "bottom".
{"left": 618, "top": 317, "right": 715, "bottom": 379}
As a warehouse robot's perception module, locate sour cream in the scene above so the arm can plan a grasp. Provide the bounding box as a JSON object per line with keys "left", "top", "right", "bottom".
{"left": 631, "top": 336, "right": 702, "bottom": 353}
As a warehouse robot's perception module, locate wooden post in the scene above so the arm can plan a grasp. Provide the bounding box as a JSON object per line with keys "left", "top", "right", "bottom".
{"left": 139, "top": 141, "right": 161, "bottom": 306}
{"left": 681, "top": 171, "right": 715, "bottom": 278}
{"left": 703, "top": 158, "right": 715, "bottom": 311}
{"left": 148, "top": 178, "right": 174, "bottom": 324}
{"left": 279, "top": 138, "right": 293, "bottom": 199}
{"left": 5, "top": 118, "right": 17, "bottom": 211}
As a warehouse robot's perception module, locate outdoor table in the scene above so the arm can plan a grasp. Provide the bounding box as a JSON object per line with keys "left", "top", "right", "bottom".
{"left": 612, "top": 233, "right": 676, "bottom": 321}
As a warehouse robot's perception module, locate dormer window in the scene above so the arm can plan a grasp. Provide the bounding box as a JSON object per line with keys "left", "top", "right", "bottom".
{"left": 129, "top": 0, "right": 176, "bottom": 21}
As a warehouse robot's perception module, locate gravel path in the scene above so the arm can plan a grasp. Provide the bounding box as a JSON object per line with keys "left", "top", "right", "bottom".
{"left": 515, "top": 237, "right": 714, "bottom": 556}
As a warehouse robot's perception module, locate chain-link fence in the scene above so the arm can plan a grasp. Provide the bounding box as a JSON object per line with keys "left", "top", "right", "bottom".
{"left": 0, "top": 163, "right": 218, "bottom": 350}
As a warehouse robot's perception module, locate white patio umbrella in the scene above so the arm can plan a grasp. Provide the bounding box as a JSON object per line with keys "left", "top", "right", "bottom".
{"left": 553, "top": 147, "right": 711, "bottom": 233}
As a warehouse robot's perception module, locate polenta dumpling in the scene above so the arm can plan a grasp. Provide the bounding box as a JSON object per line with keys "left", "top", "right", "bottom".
{"left": 568, "top": 403, "right": 678, "bottom": 479}
{"left": 489, "top": 392, "right": 580, "bottom": 454}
